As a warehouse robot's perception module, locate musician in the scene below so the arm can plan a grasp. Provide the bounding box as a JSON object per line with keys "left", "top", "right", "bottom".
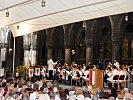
{"left": 104, "top": 68, "right": 112, "bottom": 85}
{"left": 35, "top": 67, "right": 41, "bottom": 81}
{"left": 47, "top": 58, "right": 57, "bottom": 80}
{"left": 29, "top": 68, "right": 34, "bottom": 82}
{"left": 41, "top": 66, "right": 46, "bottom": 80}
{"left": 113, "top": 60, "right": 120, "bottom": 69}
{"left": 16, "top": 68, "right": 19, "bottom": 79}
{"left": 66, "top": 67, "right": 72, "bottom": 85}
{"left": 61, "top": 67, "right": 66, "bottom": 83}
{"left": 107, "top": 66, "right": 119, "bottom": 82}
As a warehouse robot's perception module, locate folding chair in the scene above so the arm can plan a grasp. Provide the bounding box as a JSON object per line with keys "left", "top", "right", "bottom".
{"left": 111, "top": 75, "right": 119, "bottom": 88}
{"left": 119, "top": 75, "right": 126, "bottom": 88}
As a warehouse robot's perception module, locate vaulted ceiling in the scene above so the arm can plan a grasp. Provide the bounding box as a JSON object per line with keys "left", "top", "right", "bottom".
{"left": 0, "top": 0, "right": 133, "bottom": 37}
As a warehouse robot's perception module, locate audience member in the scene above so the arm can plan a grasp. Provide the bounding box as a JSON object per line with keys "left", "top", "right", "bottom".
{"left": 108, "top": 88, "right": 117, "bottom": 99}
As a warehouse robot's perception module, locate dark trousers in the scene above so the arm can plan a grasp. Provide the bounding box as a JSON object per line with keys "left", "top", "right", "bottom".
{"left": 49, "top": 70, "right": 53, "bottom": 80}
{"left": 104, "top": 74, "right": 109, "bottom": 84}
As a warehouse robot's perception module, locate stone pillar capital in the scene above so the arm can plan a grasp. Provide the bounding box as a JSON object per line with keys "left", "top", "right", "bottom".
{"left": 112, "top": 37, "right": 121, "bottom": 45}
{"left": 23, "top": 45, "right": 30, "bottom": 50}
{"left": 30, "top": 45, "right": 37, "bottom": 50}
{"left": 64, "top": 44, "right": 72, "bottom": 49}
{"left": 46, "top": 44, "right": 52, "bottom": 49}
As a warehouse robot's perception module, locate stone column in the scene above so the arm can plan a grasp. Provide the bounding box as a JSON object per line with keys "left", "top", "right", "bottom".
{"left": 46, "top": 28, "right": 54, "bottom": 61}
{"left": 30, "top": 45, "right": 37, "bottom": 66}
{"left": 23, "top": 34, "right": 30, "bottom": 66}
{"left": 23, "top": 33, "right": 38, "bottom": 66}
{"left": 112, "top": 39, "right": 121, "bottom": 63}
{"left": 109, "top": 15, "right": 124, "bottom": 63}
{"left": 86, "top": 39, "right": 93, "bottom": 64}
{"left": 30, "top": 33, "right": 38, "bottom": 66}
{"left": 23, "top": 45, "right": 30, "bottom": 66}
{"left": 65, "top": 48, "right": 71, "bottom": 65}
{"left": 63, "top": 24, "right": 74, "bottom": 65}
{"left": 84, "top": 20, "right": 95, "bottom": 64}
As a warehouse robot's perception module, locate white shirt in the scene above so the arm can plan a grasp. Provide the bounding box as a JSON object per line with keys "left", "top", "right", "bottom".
{"left": 107, "top": 72, "right": 113, "bottom": 77}
{"left": 114, "top": 62, "right": 119, "bottom": 68}
{"left": 107, "top": 69, "right": 119, "bottom": 81}
{"left": 66, "top": 71, "right": 70, "bottom": 80}
{"left": 47, "top": 59, "right": 57, "bottom": 70}
{"left": 41, "top": 68, "right": 46, "bottom": 76}
{"left": 35, "top": 68, "right": 40, "bottom": 76}
{"left": 85, "top": 97, "right": 91, "bottom": 100}
{"left": 72, "top": 72, "right": 77, "bottom": 78}
{"left": 119, "top": 70, "right": 125, "bottom": 75}
{"left": 84, "top": 71, "right": 89, "bottom": 76}
{"left": 69, "top": 91, "right": 76, "bottom": 100}
{"left": 30, "top": 92, "right": 37, "bottom": 100}
{"left": 55, "top": 95, "right": 61, "bottom": 100}
{"left": 77, "top": 95, "right": 85, "bottom": 100}
{"left": 79, "top": 71, "right": 83, "bottom": 76}
{"left": 38, "top": 94, "right": 50, "bottom": 100}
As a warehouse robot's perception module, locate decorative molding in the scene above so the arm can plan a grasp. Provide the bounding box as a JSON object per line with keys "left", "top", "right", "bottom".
{"left": 0, "top": 43, "right": 8, "bottom": 48}
{"left": 23, "top": 45, "right": 30, "bottom": 50}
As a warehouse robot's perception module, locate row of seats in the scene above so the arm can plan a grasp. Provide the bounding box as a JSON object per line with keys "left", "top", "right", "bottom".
{"left": 108, "top": 75, "right": 128, "bottom": 89}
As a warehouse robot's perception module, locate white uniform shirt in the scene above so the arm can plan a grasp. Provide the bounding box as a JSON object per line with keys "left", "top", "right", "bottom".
{"left": 107, "top": 69, "right": 119, "bottom": 82}
{"left": 30, "top": 91, "right": 37, "bottom": 100}
{"left": 119, "top": 70, "right": 125, "bottom": 75}
{"left": 77, "top": 95, "right": 85, "bottom": 100}
{"left": 41, "top": 68, "right": 46, "bottom": 77}
{"left": 114, "top": 62, "right": 120, "bottom": 68}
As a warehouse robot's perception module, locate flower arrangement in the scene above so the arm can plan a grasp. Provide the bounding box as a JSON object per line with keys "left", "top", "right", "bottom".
{"left": 16, "top": 65, "right": 29, "bottom": 79}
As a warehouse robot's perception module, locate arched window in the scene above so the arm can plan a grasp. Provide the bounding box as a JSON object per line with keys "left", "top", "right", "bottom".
{"left": 121, "top": 22, "right": 133, "bottom": 65}
{"left": 95, "top": 27, "right": 111, "bottom": 62}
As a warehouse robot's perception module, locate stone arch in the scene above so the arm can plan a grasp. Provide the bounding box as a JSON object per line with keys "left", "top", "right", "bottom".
{"left": 92, "top": 17, "right": 112, "bottom": 65}
{"left": 74, "top": 23, "right": 85, "bottom": 64}
{"left": 93, "top": 18, "right": 111, "bottom": 44}
{"left": 52, "top": 26, "right": 64, "bottom": 63}
{"left": 36, "top": 30, "right": 46, "bottom": 65}
{"left": 63, "top": 22, "right": 83, "bottom": 65}
{"left": 120, "top": 12, "right": 133, "bottom": 64}
{"left": 109, "top": 14, "right": 125, "bottom": 40}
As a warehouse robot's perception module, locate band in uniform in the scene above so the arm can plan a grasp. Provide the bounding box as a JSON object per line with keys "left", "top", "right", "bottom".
{"left": 41, "top": 66, "right": 46, "bottom": 80}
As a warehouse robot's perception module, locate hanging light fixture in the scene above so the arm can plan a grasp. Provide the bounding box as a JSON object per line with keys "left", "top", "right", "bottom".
{"left": 41, "top": 0, "right": 45, "bottom": 7}
{"left": 82, "top": 22, "right": 85, "bottom": 28}
{"left": 125, "top": 13, "right": 128, "bottom": 21}
{"left": 6, "top": 9, "right": 9, "bottom": 17}
{"left": 17, "top": 25, "right": 19, "bottom": 29}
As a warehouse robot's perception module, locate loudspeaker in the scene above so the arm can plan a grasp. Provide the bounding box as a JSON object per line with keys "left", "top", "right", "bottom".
{"left": 2, "top": 61, "right": 6, "bottom": 68}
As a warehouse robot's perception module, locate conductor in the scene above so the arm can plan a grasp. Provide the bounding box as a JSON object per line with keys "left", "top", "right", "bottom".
{"left": 47, "top": 58, "right": 57, "bottom": 80}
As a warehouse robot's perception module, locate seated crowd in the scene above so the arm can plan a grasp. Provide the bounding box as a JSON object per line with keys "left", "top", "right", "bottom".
{"left": 0, "top": 77, "right": 132, "bottom": 100}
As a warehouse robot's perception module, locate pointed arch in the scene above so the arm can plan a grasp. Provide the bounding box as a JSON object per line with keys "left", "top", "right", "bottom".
{"left": 93, "top": 17, "right": 112, "bottom": 64}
